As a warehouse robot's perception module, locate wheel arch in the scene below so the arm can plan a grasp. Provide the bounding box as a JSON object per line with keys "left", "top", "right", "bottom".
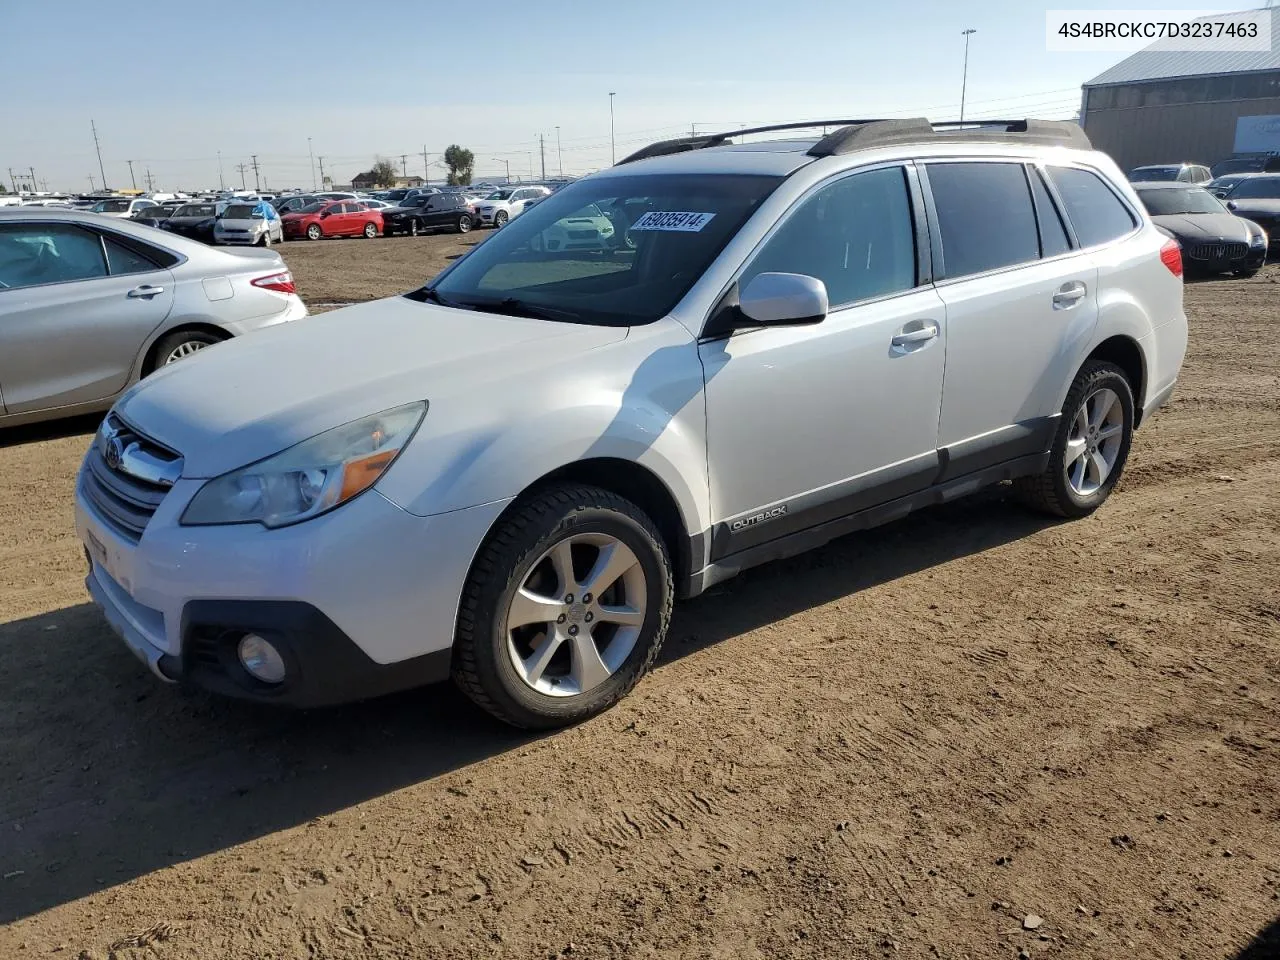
{"left": 1084, "top": 335, "right": 1147, "bottom": 425}
{"left": 505, "top": 457, "right": 697, "bottom": 597}
{"left": 141, "top": 322, "right": 232, "bottom": 375}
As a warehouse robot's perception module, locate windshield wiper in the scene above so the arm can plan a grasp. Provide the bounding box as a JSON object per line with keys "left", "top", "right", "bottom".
{"left": 460, "top": 297, "right": 583, "bottom": 323}
{"left": 409, "top": 286, "right": 465, "bottom": 308}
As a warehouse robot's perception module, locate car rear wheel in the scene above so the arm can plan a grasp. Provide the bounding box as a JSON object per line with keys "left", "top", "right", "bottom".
{"left": 259, "top": 231, "right": 272, "bottom": 247}
{"left": 493, "top": 210, "right": 509, "bottom": 228}
{"left": 1015, "top": 361, "right": 1134, "bottom": 519}
{"left": 151, "top": 330, "right": 225, "bottom": 372}
{"left": 363, "top": 221, "right": 378, "bottom": 238}
{"left": 306, "top": 224, "right": 322, "bottom": 241}
{"left": 457, "top": 214, "right": 472, "bottom": 233}
{"left": 452, "top": 484, "right": 673, "bottom": 729}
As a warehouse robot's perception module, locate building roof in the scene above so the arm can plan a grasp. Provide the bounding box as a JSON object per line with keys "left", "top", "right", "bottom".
{"left": 1085, "top": 10, "right": 1280, "bottom": 86}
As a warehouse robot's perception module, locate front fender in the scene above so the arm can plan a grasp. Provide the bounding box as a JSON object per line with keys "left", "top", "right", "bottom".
{"left": 375, "top": 319, "right": 712, "bottom": 542}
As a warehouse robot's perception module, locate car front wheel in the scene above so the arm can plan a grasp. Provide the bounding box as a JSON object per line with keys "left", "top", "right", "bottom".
{"left": 1016, "top": 361, "right": 1134, "bottom": 518}
{"left": 452, "top": 484, "right": 673, "bottom": 729}
{"left": 493, "top": 210, "right": 509, "bottom": 228}
{"left": 306, "top": 224, "right": 322, "bottom": 241}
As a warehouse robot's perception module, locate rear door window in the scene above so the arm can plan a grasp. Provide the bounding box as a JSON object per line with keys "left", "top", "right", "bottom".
{"left": 926, "top": 162, "right": 1040, "bottom": 278}
{"left": 1045, "top": 167, "right": 1137, "bottom": 248}
{"left": 0, "top": 223, "right": 108, "bottom": 290}
{"left": 1029, "top": 168, "right": 1072, "bottom": 258}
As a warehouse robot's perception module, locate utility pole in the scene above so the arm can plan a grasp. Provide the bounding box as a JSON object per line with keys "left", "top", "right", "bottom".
{"left": 88, "top": 175, "right": 96, "bottom": 191}
{"left": 91, "top": 119, "right": 108, "bottom": 191}
{"left": 398, "top": 154, "right": 409, "bottom": 177}
{"left": 318, "top": 156, "right": 326, "bottom": 187}
{"left": 144, "top": 168, "right": 155, "bottom": 191}
{"left": 555, "top": 126, "right": 562, "bottom": 177}
{"left": 250, "top": 155, "right": 261, "bottom": 192}
{"left": 308, "top": 137, "right": 316, "bottom": 190}
{"left": 609, "top": 92, "right": 617, "bottom": 165}
{"left": 28, "top": 167, "right": 36, "bottom": 194}
{"left": 217, "top": 149, "right": 226, "bottom": 190}
{"left": 492, "top": 158, "right": 509, "bottom": 182}
{"left": 959, "top": 28, "right": 977, "bottom": 124}
{"left": 539, "top": 133, "right": 546, "bottom": 180}
{"left": 126, "top": 159, "right": 137, "bottom": 190}
{"left": 236, "top": 163, "right": 248, "bottom": 190}
{"left": 422, "top": 145, "right": 430, "bottom": 185}
{"left": 7, "top": 168, "right": 16, "bottom": 193}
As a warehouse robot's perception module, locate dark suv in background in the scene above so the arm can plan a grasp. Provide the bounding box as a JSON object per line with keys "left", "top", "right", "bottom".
{"left": 381, "top": 192, "right": 474, "bottom": 235}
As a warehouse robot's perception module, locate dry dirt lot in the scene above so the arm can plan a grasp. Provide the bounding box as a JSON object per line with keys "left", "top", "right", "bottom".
{"left": 1, "top": 236, "right": 1278, "bottom": 959}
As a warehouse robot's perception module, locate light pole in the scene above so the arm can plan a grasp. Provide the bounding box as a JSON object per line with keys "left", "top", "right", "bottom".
{"left": 959, "top": 28, "right": 977, "bottom": 124}
{"left": 556, "top": 125, "right": 563, "bottom": 176}
{"left": 308, "top": 137, "right": 316, "bottom": 190}
{"left": 609, "top": 92, "right": 617, "bottom": 165}
{"left": 492, "top": 158, "right": 510, "bottom": 182}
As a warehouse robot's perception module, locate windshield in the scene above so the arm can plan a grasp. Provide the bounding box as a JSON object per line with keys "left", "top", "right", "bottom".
{"left": 134, "top": 207, "right": 170, "bottom": 218}
{"left": 174, "top": 204, "right": 215, "bottom": 218}
{"left": 1213, "top": 158, "right": 1264, "bottom": 176}
{"left": 1228, "top": 177, "right": 1280, "bottom": 199}
{"left": 91, "top": 199, "right": 130, "bottom": 212}
{"left": 1137, "top": 187, "right": 1225, "bottom": 216}
{"left": 384, "top": 189, "right": 410, "bottom": 201}
{"left": 485, "top": 190, "right": 513, "bottom": 201}
{"left": 221, "top": 204, "right": 258, "bottom": 219}
{"left": 424, "top": 173, "right": 783, "bottom": 327}
{"left": 299, "top": 202, "right": 327, "bottom": 213}
{"left": 1129, "top": 166, "right": 1180, "bottom": 182}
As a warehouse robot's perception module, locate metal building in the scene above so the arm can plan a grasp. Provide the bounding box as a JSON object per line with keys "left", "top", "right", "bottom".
{"left": 1080, "top": 15, "right": 1280, "bottom": 171}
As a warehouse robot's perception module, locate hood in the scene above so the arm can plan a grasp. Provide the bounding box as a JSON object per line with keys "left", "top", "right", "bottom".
{"left": 1150, "top": 213, "right": 1253, "bottom": 241}
{"left": 116, "top": 297, "right": 628, "bottom": 477}
{"left": 381, "top": 205, "right": 420, "bottom": 215}
{"left": 1228, "top": 198, "right": 1280, "bottom": 216}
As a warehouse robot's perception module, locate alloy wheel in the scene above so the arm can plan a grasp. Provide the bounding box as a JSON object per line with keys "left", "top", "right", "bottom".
{"left": 1065, "top": 387, "right": 1125, "bottom": 496}
{"left": 505, "top": 533, "right": 647, "bottom": 697}
{"left": 163, "top": 341, "right": 206, "bottom": 365}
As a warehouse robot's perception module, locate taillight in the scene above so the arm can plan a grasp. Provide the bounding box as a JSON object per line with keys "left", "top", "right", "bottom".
{"left": 1159, "top": 239, "right": 1183, "bottom": 278}
{"left": 251, "top": 270, "right": 296, "bottom": 294}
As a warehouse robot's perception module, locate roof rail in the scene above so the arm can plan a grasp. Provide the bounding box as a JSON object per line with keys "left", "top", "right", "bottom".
{"left": 808, "top": 118, "right": 1091, "bottom": 156}
{"left": 615, "top": 118, "right": 1091, "bottom": 166}
{"left": 614, "top": 120, "right": 896, "bottom": 165}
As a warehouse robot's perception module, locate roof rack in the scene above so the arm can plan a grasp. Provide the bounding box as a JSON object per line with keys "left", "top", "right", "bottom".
{"left": 615, "top": 118, "right": 1091, "bottom": 166}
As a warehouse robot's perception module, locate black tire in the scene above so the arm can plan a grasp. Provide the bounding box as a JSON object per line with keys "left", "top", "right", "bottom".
{"left": 410, "top": 219, "right": 420, "bottom": 236}
{"left": 1015, "top": 361, "right": 1135, "bottom": 519}
{"left": 363, "top": 221, "right": 378, "bottom": 238}
{"left": 149, "top": 330, "right": 224, "bottom": 373}
{"left": 306, "top": 223, "right": 322, "bottom": 241}
{"left": 1233, "top": 267, "right": 1260, "bottom": 279}
{"left": 457, "top": 214, "right": 472, "bottom": 234}
{"left": 493, "top": 210, "right": 509, "bottom": 228}
{"left": 452, "top": 484, "right": 673, "bottom": 729}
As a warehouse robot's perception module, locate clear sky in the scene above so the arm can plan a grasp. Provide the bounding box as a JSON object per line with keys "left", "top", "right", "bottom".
{"left": 0, "top": 0, "right": 1251, "bottom": 192}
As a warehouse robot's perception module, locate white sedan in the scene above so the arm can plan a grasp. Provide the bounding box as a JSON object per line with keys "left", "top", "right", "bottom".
{"left": 473, "top": 185, "right": 551, "bottom": 227}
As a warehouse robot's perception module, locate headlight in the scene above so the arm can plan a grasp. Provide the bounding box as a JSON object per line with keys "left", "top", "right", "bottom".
{"left": 181, "top": 402, "right": 427, "bottom": 528}
{"left": 1250, "top": 232, "right": 1266, "bottom": 247}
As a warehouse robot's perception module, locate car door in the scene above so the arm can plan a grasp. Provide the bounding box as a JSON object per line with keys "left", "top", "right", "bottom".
{"left": 420, "top": 195, "right": 445, "bottom": 229}
{"left": 0, "top": 221, "right": 175, "bottom": 413}
{"left": 922, "top": 160, "right": 1102, "bottom": 478}
{"left": 699, "top": 163, "right": 947, "bottom": 560}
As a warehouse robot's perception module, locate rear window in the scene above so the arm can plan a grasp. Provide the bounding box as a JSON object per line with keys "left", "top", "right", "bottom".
{"left": 1129, "top": 166, "right": 1180, "bottom": 181}
{"left": 927, "top": 162, "right": 1040, "bottom": 278}
{"left": 1046, "top": 167, "right": 1137, "bottom": 247}
{"left": 174, "top": 204, "right": 215, "bottom": 217}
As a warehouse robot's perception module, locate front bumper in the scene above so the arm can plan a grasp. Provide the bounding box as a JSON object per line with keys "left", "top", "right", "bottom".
{"left": 76, "top": 469, "right": 510, "bottom": 706}
{"left": 215, "top": 232, "right": 264, "bottom": 245}
{"left": 1184, "top": 247, "right": 1266, "bottom": 273}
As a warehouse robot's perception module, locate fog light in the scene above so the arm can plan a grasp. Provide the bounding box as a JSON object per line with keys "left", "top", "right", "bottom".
{"left": 237, "top": 633, "right": 286, "bottom": 684}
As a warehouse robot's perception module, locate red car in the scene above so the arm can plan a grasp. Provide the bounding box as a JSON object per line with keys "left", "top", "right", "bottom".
{"left": 282, "top": 200, "right": 382, "bottom": 241}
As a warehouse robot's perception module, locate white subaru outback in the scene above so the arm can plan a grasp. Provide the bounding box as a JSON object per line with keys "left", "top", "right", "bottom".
{"left": 76, "top": 119, "right": 1188, "bottom": 728}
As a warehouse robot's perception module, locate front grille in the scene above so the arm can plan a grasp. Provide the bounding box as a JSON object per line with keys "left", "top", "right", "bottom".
{"left": 1188, "top": 241, "right": 1248, "bottom": 261}
{"left": 567, "top": 229, "right": 598, "bottom": 240}
{"left": 80, "top": 414, "right": 182, "bottom": 542}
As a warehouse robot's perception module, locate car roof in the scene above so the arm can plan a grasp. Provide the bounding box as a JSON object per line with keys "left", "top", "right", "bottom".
{"left": 1130, "top": 181, "right": 1205, "bottom": 189}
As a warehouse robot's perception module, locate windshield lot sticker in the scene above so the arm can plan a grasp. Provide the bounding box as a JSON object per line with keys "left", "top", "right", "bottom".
{"left": 629, "top": 211, "right": 716, "bottom": 232}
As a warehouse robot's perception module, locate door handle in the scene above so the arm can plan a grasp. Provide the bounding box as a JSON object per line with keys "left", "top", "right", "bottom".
{"left": 1052, "top": 281, "right": 1087, "bottom": 309}
{"left": 127, "top": 285, "right": 164, "bottom": 299}
{"left": 891, "top": 321, "right": 939, "bottom": 350}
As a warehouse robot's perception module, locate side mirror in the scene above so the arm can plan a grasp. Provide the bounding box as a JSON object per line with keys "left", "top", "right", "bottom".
{"left": 738, "top": 272, "right": 829, "bottom": 326}
{"left": 1227, "top": 200, "right": 1238, "bottom": 211}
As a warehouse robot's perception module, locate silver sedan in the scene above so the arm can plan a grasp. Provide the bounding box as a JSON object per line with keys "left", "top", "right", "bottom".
{"left": 0, "top": 207, "right": 308, "bottom": 428}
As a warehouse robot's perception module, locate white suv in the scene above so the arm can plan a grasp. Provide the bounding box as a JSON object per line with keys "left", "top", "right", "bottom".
{"left": 473, "top": 185, "right": 552, "bottom": 227}
{"left": 75, "top": 119, "right": 1187, "bottom": 728}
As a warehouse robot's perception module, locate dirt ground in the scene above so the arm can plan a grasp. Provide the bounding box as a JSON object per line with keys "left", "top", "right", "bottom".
{"left": 1, "top": 237, "right": 1278, "bottom": 959}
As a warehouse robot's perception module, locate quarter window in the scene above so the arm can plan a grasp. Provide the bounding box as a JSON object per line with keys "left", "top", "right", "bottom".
{"left": 1046, "top": 166, "right": 1137, "bottom": 247}
{"left": 103, "top": 236, "right": 160, "bottom": 275}
{"left": 927, "top": 162, "right": 1040, "bottom": 278}
{"left": 741, "top": 166, "right": 917, "bottom": 307}
{"left": 0, "top": 224, "right": 108, "bottom": 290}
